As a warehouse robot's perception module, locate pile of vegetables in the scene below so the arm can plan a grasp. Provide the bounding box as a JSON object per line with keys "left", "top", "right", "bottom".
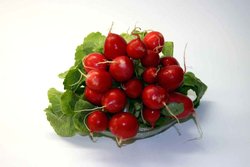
{"left": 44, "top": 28, "right": 207, "bottom": 146}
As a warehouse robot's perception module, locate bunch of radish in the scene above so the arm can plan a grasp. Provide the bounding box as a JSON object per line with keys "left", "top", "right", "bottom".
{"left": 81, "top": 29, "right": 200, "bottom": 146}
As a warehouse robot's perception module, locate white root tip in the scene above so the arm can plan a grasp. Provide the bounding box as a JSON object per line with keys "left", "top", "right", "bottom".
{"left": 116, "top": 137, "right": 123, "bottom": 147}
{"left": 163, "top": 103, "right": 180, "bottom": 124}
{"left": 184, "top": 111, "right": 203, "bottom": 143}
{"left": 173, "top": 125, "right": 182, "bottom": 136}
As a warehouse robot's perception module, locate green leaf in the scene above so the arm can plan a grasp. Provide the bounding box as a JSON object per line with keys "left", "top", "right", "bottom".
{"left": 162, "top": 41, "right": 174, "bottom": 56}
{"left": 131, "top": 29, "right": 147, "bottom": 39}
{"left": 61, "top": 90, "right": 79, "bottom": 114}
{"left": 58, "top": 70, "right": 69, "bottom": 79}
{"left": 177, "top": 72, "right": 208, "bottom": 108}
{"left": 46, "top": 88, "right": 76, "bottom": 136}
{"left": 46, "top": 107, "right": 75, "bottom": 137}
{"left": 74, "top": 32, "right": 106, "bottom": 66}
{"left": 133, "top": 59, "right": 144, "bottom": 79}
{"left": 47, "top": 88, "right": 62, "bottom": 113}
{"left": 155, "top": 117, "right": 175, "bottom": 127}
{"left": 72, "top": 112, "right": 90, "bottom": 135}
{"left": 74, "top": 99, "right": 95, "bottom": 111}
{"left": 120, "top": 33, "right": 136, "bottom": 43}
{"left": 161, "top": 103, "right": 184, "bottom": 116}
{"left": 63, "top": 64, "right": 85, "bottom": 92}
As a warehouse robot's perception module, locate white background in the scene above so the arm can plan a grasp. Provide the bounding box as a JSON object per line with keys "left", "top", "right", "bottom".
{"left": 1, "top": 0, "right": 250, "bottom": 167}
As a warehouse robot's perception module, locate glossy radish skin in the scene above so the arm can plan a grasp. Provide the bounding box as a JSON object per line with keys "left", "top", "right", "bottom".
{"left": 109, "top": 112, "right": 139, "bottom": 139}
{"left": 142, "top": 85, "right": 167, "bottom": 110}
{"left": 168, "top": 92, "right": 194, "bottom": 119}
{"left": 160, "top": 57, "right": 179, "bottom": 67}
{"left": 109, "top": 56, "right": 134, "bottom": 82}
{"left": 83, "top": 53, "right": 107, "bottom": 73}
{"left": 123, "top": 78, "right": 143, "bottom": 99}
{"left": 87, "top": 110, "right": 108, "bottom": 132}
{"left": 143, "top": 31, "right": 164, "bottom": 53}
{"left": 104, "top": 33, "right": 127, "bottom": 60}
{"left": 141, "top": 50, "right": 160, "bottom": 67}
{"left": 84, "top": 86, "right": 103, "bottom": 106}
{"left": 126, "top": 38, "right": 147, "bottom": 59}
{"left": 157, "top": 65, "right": 184, "bottom": 92}
{"left": 142, "top": 67, "right": 158, "bottom": 84}
{"left": 102, "top": 88, "right": 127, "bottom": 113}
{"left": 86, "top": 69, "right": 112, "bottom": 93}
{"left": 142, "top": 107, "right": 160, "bottom": 127}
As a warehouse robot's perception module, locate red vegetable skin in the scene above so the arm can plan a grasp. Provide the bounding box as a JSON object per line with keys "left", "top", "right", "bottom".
{"left": 101, "top": 88, "right": 127, "bottom": 113}
{"left": 157, "top": 65, "right": 184, "bottom": 92}
{"left": 143, "top": 31, "right": 164, "bottom": 53}
{"left": 123, "top": 78, "right": 143, "bottom": 99}
{"left": 83, "top": 53, "right": 107, "bottom": 73}
{"left": 168, "top": 92, "right": 194, "bottom": 119}
{"left": 86, "top": 69, "right": 112, "bottom": 93}
{"left": 84, "top": 86, "right": 103, "bottom": 106}
{"left": 109, "top": 112, "right": 139, "bottom": 140}
{"left": 142, "top": 85, "right": 168, "bottom": 110}
{"left": 109, "top": 56, "right": 134, "bottom": 82}
{"left": 141, "top": 50, "right": 160, "bottom": 67}
{"left": 126, "top": 37, "right": 147, "bottom": 59}
{"left": 142, "top": 107, "right": 161, "bottom": 127}
{"left": 142, "top": 67, "right": 158, "bottom": 84}
{"left": 86, "top": 110, "right": 108, "bottom": 132}
{"left": 104, "top": 33, "right": 127, "bottom": 60}
{"left": 160, "top": 57, "right": 179, "bottom": 67}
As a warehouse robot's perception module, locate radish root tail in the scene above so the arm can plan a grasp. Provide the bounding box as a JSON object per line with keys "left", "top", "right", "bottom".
{"left": 163, "top": 103, "right": 180, "bottom": 124}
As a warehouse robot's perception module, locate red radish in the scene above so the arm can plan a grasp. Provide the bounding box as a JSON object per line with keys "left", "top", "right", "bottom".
{"left": 140, "top": 50, "right": 160, "bottom": 67}
{"left": 84, "top": 86, "right": 103, "bottom": 106}
{"left": 126, "top": 37, "right": 146, "bottom": 59}
{"left": 143, "top": 31, "right": 164, "bottom": 53}
{"left": 109, "top": 112, "right": 139, "bottom": 140}
{"left": 157, "top": 65, "right": 184, "bottom": 91}
{"left": 160, "top": 57, "right": 179, "bottom": 67}
{"left": 83, "top": 53, "right": 107, "bottom": 73}
{"left": 142, "top": 85, "right": 168, "bottom": 110}
{"left": 86, "top": 69, "right": 112, "bottom": 93}
{"left": 168, "top": 92, "right": 194, "bottom": 119}
{"left": 104, "top": 33, "right": 127, "bottom": 60}
{"left": 109, "top": 56, "right": 134, "bottom": 82}
{"left": 142, "top": 67, "right": 158, "bottom": 84}
{"left": 102, "top": 88, "right": 127, "bottom": 113}
{"left": 123, "top": 78, "right": 143, "bottom": 99}
{"left": 142, "top": 107, "right": 160, "bottom": 127}
{"left": 86, "top": 110, "right": 108, "bottom": 132}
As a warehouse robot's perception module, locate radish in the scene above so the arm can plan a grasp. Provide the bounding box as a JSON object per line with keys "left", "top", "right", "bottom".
{"left": 142, "top": 85, "right": 168, "bottom": 110}
{"left": 104, "top": 33, "right": 127, "bottom": 60}
{"left": 157, "top": 65, "right": 184, "bottom": 92}
{"left": 101, "top": 88, "right": 127, "bottom": 113}
{"left": 160, "top": 57, "right": 179, "bottom": 67}
{"left": 84, "top": 86, "right": 104, "bottom": 106}
{"left": 142, "top": 67, "right": 158, "bottom": 84}
{"left": 82, "top": 53, "right": 107, "bottom": 73}
{"left": 143, "top": 31, "right": 164, "bottom": 53}
{"left": 109, "top": 112, "right": 139, "bottom": 145}
{"left": 142, "top": 107, "right": 160, "bottom": 128}
{"left": 126, "top": 36, "right": 147, "bottom": 59}
{"left": 109, "top": 56, "right": 134, "bottom": 82}
{"left": 85, "top": 69, "right": 112, "bottom": 93}
{"left": 140, "top": 50, "right": 160, "bottom": 67}
{"left": 167, "top": 92, "right": 194, "bottom": 119}
{"left": 123, "top": 78, "right": 143, "bottom": 99}
{"left": 86, "top": 110, "right": 108, "bottom": 133}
